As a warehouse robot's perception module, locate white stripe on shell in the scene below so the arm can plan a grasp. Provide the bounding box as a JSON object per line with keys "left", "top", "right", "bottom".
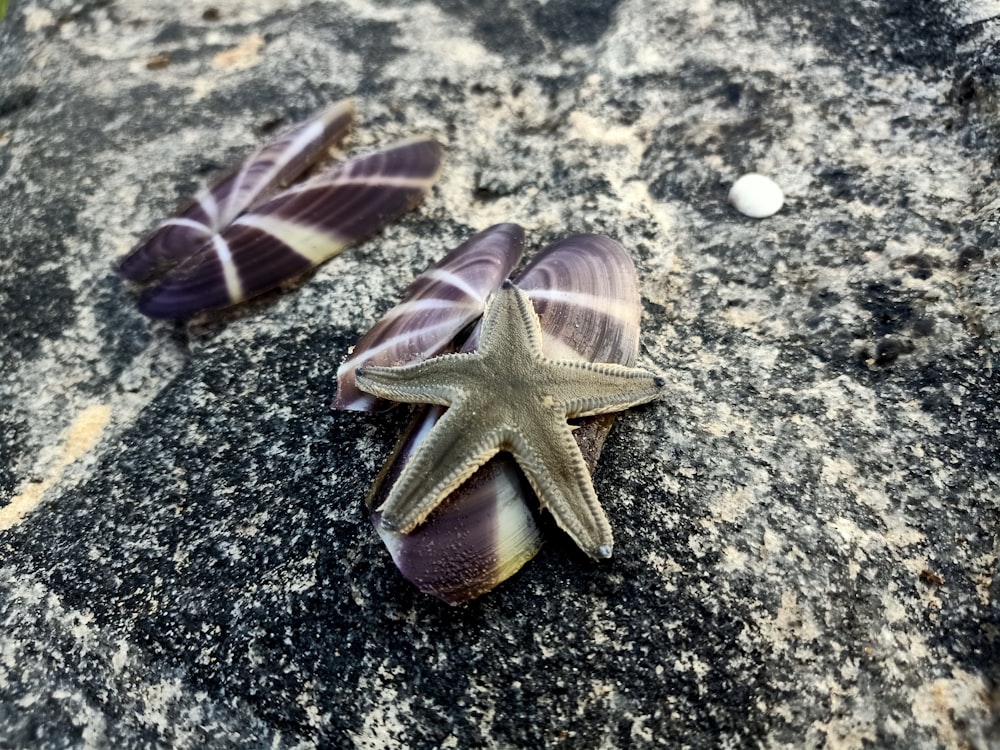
{"left": 389, "top": 296, "right": 474, "bottom": 317}
{"left": 539, "top": 335, "right": 590, "bottom": 362}
{"left": 526, "top": 288, "right": 635, "bottom": 324}
{"left": 343, "top": 394, "right": 377, "bottom": 411}
{"left": 231, "top": 213, "right": 348, "bottom": 265}
{"left": 337, "top": 315, "right": 473, "bottom": 372}
{"left": 492, "top": 464, "right": 544, "bottom": 570}
{"left": 195, "top": 188, "right": 221, "bottom": 227}
{"left": 279, "top": 174, "right": 437, "bottom": 196}
{"left": 224, "top": 119, "right": 326, "bottom": 225}
{"left": 421, "top": 267, "right": 485, "bottom": 302}
{"left": 159, "top": 216, "right": 215, "bottom": 234}
{"left": 211, "top": 234, "right": 245, "bottom": 303}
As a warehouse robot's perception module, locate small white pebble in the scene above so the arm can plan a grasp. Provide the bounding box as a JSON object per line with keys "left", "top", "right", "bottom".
{"left": 728, "top": 173, "right": 784, "bottom": 218}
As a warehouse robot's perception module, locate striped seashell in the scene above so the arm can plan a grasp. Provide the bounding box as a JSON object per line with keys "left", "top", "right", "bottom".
{"left": 120, "top": 100, "right": 356, "bottom": 284}
{"left": 366, "top": 403, "right": 543, "bottom": 604}
{"left": 353, "top": 231, "right": 643, "bottom": 604}
{"left": 118, "top": 101, "right": 444, "bottom": 318}
{"left": 333, "top": 223, "right": 525, "bottom": 411}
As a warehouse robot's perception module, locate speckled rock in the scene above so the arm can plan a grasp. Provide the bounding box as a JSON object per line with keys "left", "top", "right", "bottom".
{"left": 1, "top": 1, "right": 998, "bottom": 748}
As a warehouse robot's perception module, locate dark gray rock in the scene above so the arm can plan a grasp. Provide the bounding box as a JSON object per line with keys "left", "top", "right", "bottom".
{"left": 1, "top": 1, "right": 998, "bottom": 747}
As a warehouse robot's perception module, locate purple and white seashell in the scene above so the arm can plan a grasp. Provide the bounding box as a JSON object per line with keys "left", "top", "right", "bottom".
{"left": 118, "top": 100, "right": 444, "bottom": 318}
{"left": 333, "top": 223, "right": 525, "bottom": 412}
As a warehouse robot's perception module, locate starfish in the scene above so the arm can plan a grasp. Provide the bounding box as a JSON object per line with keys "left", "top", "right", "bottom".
{"left": 354, "top": 281, "right": 665, "bottom": 559}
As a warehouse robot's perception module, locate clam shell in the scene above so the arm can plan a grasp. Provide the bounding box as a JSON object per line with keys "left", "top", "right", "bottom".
{"left": 361, "top": 232, "right": 643, "bottom": 603}
{"left": 135, "top": 138, "right": 443, "bottom": 318}
{"left": 118, "top": 100, "right": 445, "bottom": 319}
{"left": 367, "top": 405, "right": 542, "bottom": 603}
{"left": 333, "top": 223, "right": 524, "bottom": 411}
{"left": 120, "top": 100, "right": 356, "bottom": 284}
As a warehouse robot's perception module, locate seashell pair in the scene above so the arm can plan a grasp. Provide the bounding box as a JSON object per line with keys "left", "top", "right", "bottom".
{"left": 120, "top": 103, "right": 655, "bottom": 604}
{"left": 118, "top": 99, "right": 443, "bottom": 317}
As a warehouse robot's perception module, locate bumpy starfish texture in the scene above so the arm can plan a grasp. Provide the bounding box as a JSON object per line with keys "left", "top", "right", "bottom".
{"left": 354, "top": 281, "right": 664, "bottom": 559}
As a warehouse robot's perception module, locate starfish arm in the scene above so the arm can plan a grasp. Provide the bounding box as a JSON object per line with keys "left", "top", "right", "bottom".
{"left": 544, "top": 360, "right": 666, "bottom": 418}
{"left": 354, "top": 354, "right": 482, "bottom": 407}
{"left": 506, "top": 417, "right": 614, "bottom": 559}
{"left": 376, "top": 402, "right": 505, "bottom": 533}
{"left": 476, "top": 282, "right": 546, "bottom": 360}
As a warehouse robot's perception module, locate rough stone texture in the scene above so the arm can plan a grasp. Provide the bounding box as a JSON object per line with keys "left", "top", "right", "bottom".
{"left": 1, "top": 0, "right": 999, "bottom": 747}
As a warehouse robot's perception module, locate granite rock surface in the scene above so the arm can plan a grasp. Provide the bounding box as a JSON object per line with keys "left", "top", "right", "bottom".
{"left": 1, "top": 0, "right": 999, "bottom": 747}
